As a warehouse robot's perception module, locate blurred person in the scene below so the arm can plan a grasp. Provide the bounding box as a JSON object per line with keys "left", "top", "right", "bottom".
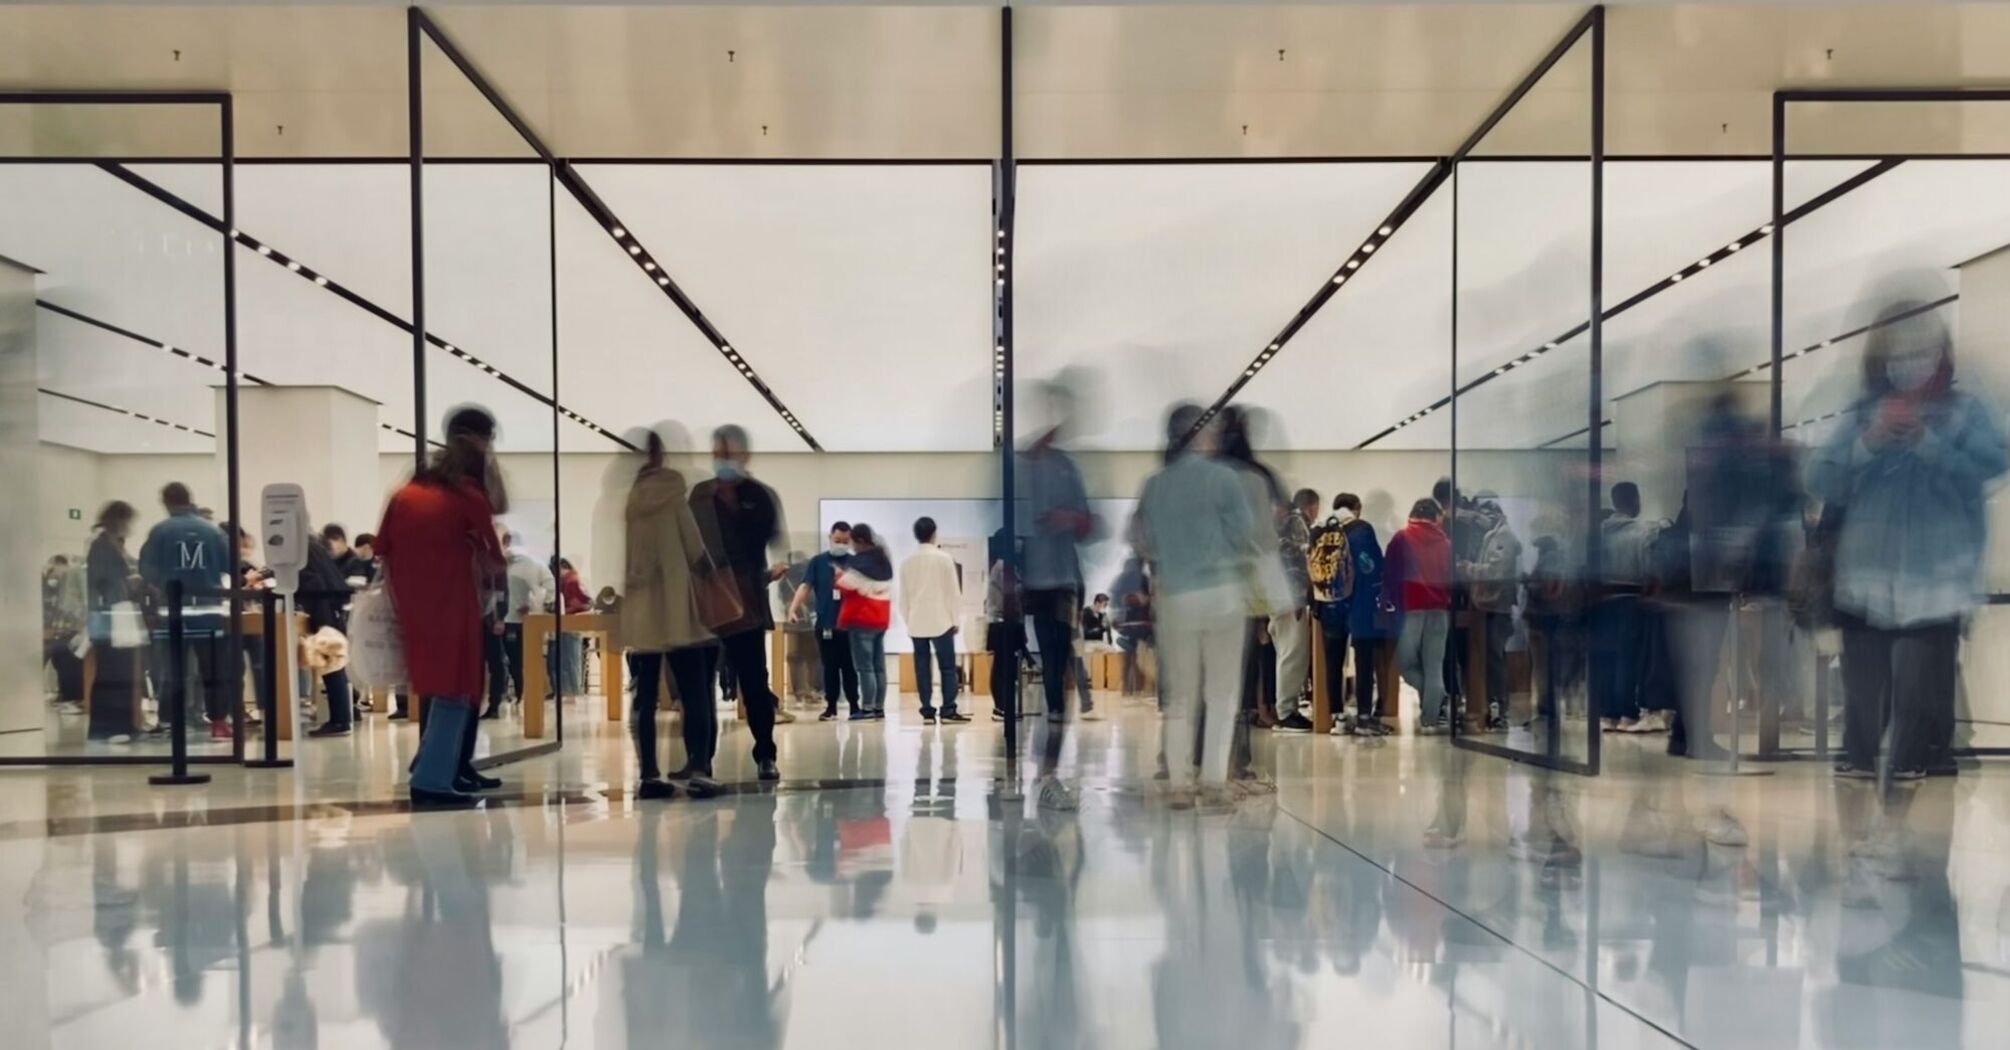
{"left": 1385, "top": 497, "right": 1452, "bottom": 732}
{"left": 1016, "top": 379, "right": 1099, "bottom": 809}
{"left": 984, "top": 529, "right": 1023, "bottom": 722}
{"left": 375, "top": 405, "right": 509, "bottom": 806}
{"left": 788, "top": 522, "right": 862, "bottom": 721}
{"left": 346, "top": 532, "right": 377, "bottom": 584}
{"left": 1081, "top": 593, "right": 1112, "bottom": 644}
{"left": 1594, "top": 481, "right": 1658, "bottom": 732}
{"left": 301, "top": 527, "right": 357, "bottom": 738}
{"left": 1111, "top": 554, "right": 1155, "bottom": 698}
{"left": 622, "top": 430, "right": 718, "bottom": 800}
{"left": 1807, "top": 300, "right": 2008, "bottom": 781}
{"left": 900, "top": 516, "right": 967, "bottom": 724}
{"left": 43, "top": 555, "right": 86, "bottom": 708}
{"left": 321, "top": 523, "right": 352, "bottom": 567}
{"left": 689, "top": 423, "right": 791, "bottom": 781}
{"left": 1271, "top": 487, "right": 1322, "bottom": 733}
{"left": 836, "top": 523, "right": 894, "bottom": 719}
{"left": 85, "top": 500, "right": 142, "bottom": 743}
{"left": 1460, "top": 492, "right": 1522, "bottom": 729}
{"left": 550, "top": 558, "right": 591, "bottom": 701}
{"left": 1523, "top": 531, "right": 1582, "bottom": 728}
{"left": 1217, "top": 405, "right": 1296, "bottom": 781}
{"left": 1131, "top": 404, "right": 1261, "bottom": 807}
{"left": 1433, "top": 478, "right": 1487, "bottom": 719}
{"left": 224, "top": 521, "right": 273, "bottom": 724}
{"left": 497, "top": 531, "right": 553, "bottom": 715}
{"left": 1324, "top": 492, "right": 1394, "bottom": 735}
{"left": 138, "top": 482, "right": 234, "bottom": 741}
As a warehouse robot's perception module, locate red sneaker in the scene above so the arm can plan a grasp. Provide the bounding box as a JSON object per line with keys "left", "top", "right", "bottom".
{"left": 209, "top": 721, "right": 234, "bottom": 741}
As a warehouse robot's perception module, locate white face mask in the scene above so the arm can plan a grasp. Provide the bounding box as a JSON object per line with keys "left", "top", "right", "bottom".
{"left": 830, "top": 543, "right": 851, "bottom": 557}
{"left": 1888, "top": 351, "right": 1939, "bottom": 392}
{"left": 1335, "top": 508, "right": 1357, "bottom": 525}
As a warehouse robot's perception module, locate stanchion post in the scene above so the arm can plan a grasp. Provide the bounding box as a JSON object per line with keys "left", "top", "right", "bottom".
{"left": 245, "top": 587, "right": 292, "bottom": 769}
{"left": 151, "top": 580, "right": 211, "bottom": 786}
{"left": 1701, "top": 592, "right": 1773, "bottom": 779}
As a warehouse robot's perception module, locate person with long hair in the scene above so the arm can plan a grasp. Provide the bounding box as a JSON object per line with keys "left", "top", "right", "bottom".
{"left": 375, "top": 407, "right": 509, "bottom": 806}
{"left": 836, "top": 523, "right": 895, "bottom": 719}
{"left": 621, "top": 430, "right": 719, "bottom": 798}
{"left": 1808, "top": 300, "right": 2008, "bottom": 780}
{"left": 85, "top": 500, "right": 142, "bottom": 743}
{"left": 1216, "top": 406, "right": 1297, "bottom": 783}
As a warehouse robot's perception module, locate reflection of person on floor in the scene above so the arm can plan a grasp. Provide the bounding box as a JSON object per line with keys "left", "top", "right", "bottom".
{"left": 1151, "top": 821, "right": 1301, "bottom": 1050}
{"left": 650, "top": 796, "right": 786, "bottom": 1048}
{"left": 362, "top": 820, "right": 508, "bottom": 1049}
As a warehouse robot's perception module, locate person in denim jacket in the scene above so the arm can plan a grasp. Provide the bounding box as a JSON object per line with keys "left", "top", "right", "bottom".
{"left": 1806, "top": 300, "right": 2009, "bottom": 779}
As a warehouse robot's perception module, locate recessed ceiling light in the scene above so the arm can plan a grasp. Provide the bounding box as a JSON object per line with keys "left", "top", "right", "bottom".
{"left": 628, "top": 245, "right": 641, "bottom": 255}
{"left": 286, "top": 261, "right": 301, "bottom": 272}
{"left": 1378, "top": 226, "right": 1393, "bottom": 236}
{"left": 612, "top": 227, "right": 626, "bottom": 238}
{"left": 1332, "top": 275, "right": 1345, "bottom": 285}
{"left": 644, "top": 262, "right": 657, "bottom": 272}
{"left": 1346, "top": 260, "right": 1360, "bottom": 270}
{"left": 257, "top": 246, "right": 271, "bottom": 256}
{"left": 314, "top": 276, "right": 328, "bottom": 286}
{"left": 1697, "top": 258, "right": 1712, "bottom": 268}
{"left": 1760, "top": 224, "right": 1774, "bottom": 235}
{"left": 1362, "top": 244, "right": 1376, "bottom": 254}
{"left": 1671, "top": 273, "right": 1685, "bottom": 282}
{"left": 1727, "top": 241, "right": 1743, "bottom": 252}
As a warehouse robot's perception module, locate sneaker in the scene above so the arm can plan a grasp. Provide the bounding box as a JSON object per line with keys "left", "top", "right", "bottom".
{"left": 55, "top": 701, "right": 83, "bottom": 716}
{"left": 1359, "top": 718, "right": 1394, "bottom": 737}
{"left": 1696, "top": 808, "right": 1748, "bottom": 848}
{"left": 107, "top": 733, "right": 133, "bottom": 746}
{"left": 1080, "top": 707, "right": 1103, "bottom": 722}
{"left": 918, "top": 708, "right": 938, "bottom": 723}
{"left": 1276, "top": 713, "right": 1315, "bottom": 733}
{"left": 1833, "top": 760, "right": 1876, "bottom": 780}
{"left": 1416, "top": 721, "right": 1448, "bottom": 736}
{"left": 942, "top": 712, "right": 971, "bottom": 724}
{"left": 388, "top": 708, "right": 410, "bottom": 722}
{"left": 849, "top": 709, "right": 873, "bottom": 722}
{"left": 1164, "top": 785, "right": 1197, "bottom": 810}
{"left": 1891, "top": 767, "right": 1928, "bottom": 783}
{"left": 818, "top": 709, "right": 838, "bottom": 722}
{"left": 665, "top": 764, "right": 710, "bottom": 782}
{"left": 685, "top": 774, "right": 722, "bottom": 799}
{"left": 410, "top": 787, "right": 480, "bottom": 809}
{"left": 636, "top": 779, "right": 677, "bottom": 801}
{"left": 1037, "top": 776, "right": 1080, "bottom": 812}
{"left": 307, "top": 722, "right": 351, "bottom": 738}
{"left": 1231, "top": 772, "right": 1277, "bottom": 797}
{"left": 209, "top": 721, "right": 235, "bottom": 741}
{"left": 775, "top": 707, "right": 798, "bottom": 725}
{"left": 1045, "top": 711, "right": 1063, "bottom": 725}
{"left": 1615, "top": 718, "right": 1644, "bottom": 734}
{"left": 757, "top": 760, "right": 781, "bottom": 782}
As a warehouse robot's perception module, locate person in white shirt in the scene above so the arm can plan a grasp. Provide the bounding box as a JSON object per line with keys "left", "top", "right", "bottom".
{"left": 899, "top": 517, "right": 968, "bottom": 724}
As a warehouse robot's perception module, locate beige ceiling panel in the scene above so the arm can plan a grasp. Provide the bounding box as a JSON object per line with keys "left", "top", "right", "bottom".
{"left": 425, "top": 4, "right": 1000, "bottom": 158}
{"left": 0, "top": 102, "right": 220, "bottom": 158}
{"left": 1012, "top": 4, "right": 1582, "bottom": 158}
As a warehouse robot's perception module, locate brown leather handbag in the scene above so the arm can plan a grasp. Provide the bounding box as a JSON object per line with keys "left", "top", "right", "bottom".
{"left": 693, "top": 556, "right": 746, "bottom": 633}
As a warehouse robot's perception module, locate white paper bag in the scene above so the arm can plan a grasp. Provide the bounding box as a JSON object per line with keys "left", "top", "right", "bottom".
{"left": 346, "top": 578, "right": 406, "bottom": 688}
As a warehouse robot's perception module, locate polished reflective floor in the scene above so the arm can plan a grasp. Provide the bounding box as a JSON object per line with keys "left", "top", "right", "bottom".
{"left": 2, "top": 695, "right": 2005, "bottom": 1049}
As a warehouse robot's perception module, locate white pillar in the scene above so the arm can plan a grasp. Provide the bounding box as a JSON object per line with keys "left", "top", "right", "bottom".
{"left": 0, "top": 257, "right": 42, "bottom": 734}
{"left": 215, "top": 385, "right": 383, "bottom": 540}
{"left": 1956, "top": 248, "right": 2010, "bottom": 734}
{"left": 1607, "top": 378, "right": 1767, "bottom": 524}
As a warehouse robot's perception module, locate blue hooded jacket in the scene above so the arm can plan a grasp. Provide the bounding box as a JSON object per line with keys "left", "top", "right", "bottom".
{"left": 1341, "top": 518, "right": 1391, "bottom": 639}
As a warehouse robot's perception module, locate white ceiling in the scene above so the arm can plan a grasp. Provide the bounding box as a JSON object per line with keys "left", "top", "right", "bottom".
{"left": 10, "top": 156, "right": 2010, "bottom": 458}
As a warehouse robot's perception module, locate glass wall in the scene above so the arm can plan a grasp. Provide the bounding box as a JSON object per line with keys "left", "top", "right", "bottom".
{"left": 1451, "top": 22, "right": 1600, "bottom": 771}
{"left": 0, "top": 98, "right": 240, "bottom": 765}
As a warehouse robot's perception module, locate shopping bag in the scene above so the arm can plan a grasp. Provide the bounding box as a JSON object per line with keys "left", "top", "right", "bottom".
{"left": 693, "top": 557, "right": 747, "bottom": 633}
{"left": 346, "top": 577, "right": 407, "bottom": 688}
{"left": 88, "top": 601, "right": 147, "bottom": 649}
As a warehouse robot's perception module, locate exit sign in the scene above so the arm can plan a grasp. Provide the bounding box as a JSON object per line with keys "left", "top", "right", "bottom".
{"left": 67, "top": 509, "right": 81, "bottom": 521}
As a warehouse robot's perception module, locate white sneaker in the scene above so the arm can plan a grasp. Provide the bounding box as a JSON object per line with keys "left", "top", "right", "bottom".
{"left": 1196, "top": 785, "right": 1239, "bottom": 813}
{"left": 1696, "top": 808, "right": 1748, "bottom": 848}
{"left": 1037, "top": 776, "right": 1080, "bottom": 812}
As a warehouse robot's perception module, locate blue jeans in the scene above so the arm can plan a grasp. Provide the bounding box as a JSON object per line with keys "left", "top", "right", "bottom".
{"left": 850, "top": 629, "right": 888, "bottom": 713}
{"left": 913, "top": 632, "right": 959, "bottom": 716}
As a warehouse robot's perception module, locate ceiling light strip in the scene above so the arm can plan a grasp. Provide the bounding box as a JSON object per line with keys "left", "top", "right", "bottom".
{"left": 94, "top": 162, "right": 633, "bottom": 452}
{"left": 40, "top": 387, "right": 215, "bottom": 438}
{"left": 554, "top": 163, "right": 821, "bottom": 451}
{"left": 1185, "top": 161, "right": 1452, "bottom": 439}
{"left": 35, "top": 298, "right": 273, "bottom": 386}
{"left": 1355, "top": 159, "right": 1903, "bottom": 449}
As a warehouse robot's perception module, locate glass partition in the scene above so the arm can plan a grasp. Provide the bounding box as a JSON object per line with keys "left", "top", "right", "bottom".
{"left": 1450, "top": 22, "right": 1601, "bottom": 773}
{"left": 0, "top": 97, "right": 241, "bottom": 766}
{"left": 1779, "top": 93, "right": 2010, "bottom": 758}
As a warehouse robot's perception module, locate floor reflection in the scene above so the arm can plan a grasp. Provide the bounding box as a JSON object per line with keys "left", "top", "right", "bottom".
{"left": 2, "top": 708, "right": 2006, "bottom": 1049}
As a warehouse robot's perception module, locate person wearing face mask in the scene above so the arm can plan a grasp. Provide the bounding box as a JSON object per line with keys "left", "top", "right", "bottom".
{"left": 1808, "top": 301, "right": 2008, "bottom": 781}
{"left": 688, "top": 424, "right": 791, "bottom": 781}
{"left": 789, "top": 522, "right": 862, "bottom": 721}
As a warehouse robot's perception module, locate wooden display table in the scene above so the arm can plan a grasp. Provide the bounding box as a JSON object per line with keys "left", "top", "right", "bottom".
{"left": 244, "top": 609, "right": 311, "bottom": 742}
{"left": 520, "top": 612, "right": 625, "bottom": 739}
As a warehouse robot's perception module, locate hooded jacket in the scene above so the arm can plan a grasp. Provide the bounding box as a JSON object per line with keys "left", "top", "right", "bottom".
{"left": 836, "top": 545, "right": 895, "bottom": 632}
{"left": 622, "top": 467, "right": 715, "bottom": 652}
{"left": 1383, "top": 517, "right": 1451, "bottom": 614}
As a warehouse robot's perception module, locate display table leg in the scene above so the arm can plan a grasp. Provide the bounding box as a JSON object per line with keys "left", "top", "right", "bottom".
{"left": 524, "top": 618, "right": 549, "bottom": 740}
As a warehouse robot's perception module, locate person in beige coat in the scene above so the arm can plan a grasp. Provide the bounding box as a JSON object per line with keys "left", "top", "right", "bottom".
{"left": 623, "top": 432, "right": 718, "bottom": 799}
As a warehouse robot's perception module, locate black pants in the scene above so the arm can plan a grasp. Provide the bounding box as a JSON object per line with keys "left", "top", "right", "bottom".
{"left": 1234, "top": 617, "right": 1273, "bottom": 775}
{"left": 45, "top": 635, "right": 84, "bottom": 700}
{"left": 87, "top": 646, "right": 139, "bottom": 739}
{"left": 1482, "top": 610, "right": 1511, "bottom": 709}
{"left": 715, "top": 629, "right": 780, "bottom": 764}
{"left": 1321, "top": 622, "right": 1381, "bottom": 723}
{"left": 630, "top": 647, "right": 714, "bottom": 779}
{"left": 150, "top": 634, "right": 231, "bottom": 725}
{"left": 1027, "top": 589, "right": 1078, "bottom": 773}
{"left": 818, "top": 630, "right": 859, "bottom": 715}
{"left": 321, "top": 669, "right": 354, "bottom": 729}
{"left": 988, "top": 621, "right": 1023, "bottom": 718}
{"left": 503, "top": 624, "right": 526, "bottom": 701}
{"left": 1839, "top": 617, "right": 1959, "bottom": 774}
{"left": 484, "top": 628, "right": 509, "bottom": 713}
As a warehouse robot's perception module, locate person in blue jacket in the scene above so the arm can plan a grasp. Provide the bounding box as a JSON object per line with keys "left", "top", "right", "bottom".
{"left": 138, "top": 482, "right": 235, "bottom": 741}
{"left": 1806, "top": 300, "right": 2009, "bottom": 779}
{"left": 1328, "top": 492, "right": 1392, "bottom": 735}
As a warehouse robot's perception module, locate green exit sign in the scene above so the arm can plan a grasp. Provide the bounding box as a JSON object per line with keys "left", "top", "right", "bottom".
{"left": 67, "top": 509, "right": 81, "bottom": 521}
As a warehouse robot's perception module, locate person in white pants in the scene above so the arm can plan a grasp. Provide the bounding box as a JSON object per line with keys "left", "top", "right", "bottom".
{"left": 1133, "top": 405, "right": 1266, "bottom": 805}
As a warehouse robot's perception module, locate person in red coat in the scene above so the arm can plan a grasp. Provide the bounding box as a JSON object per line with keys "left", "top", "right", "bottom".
{"left": 1383, "top": 497, "right": 1453, "bottom": 732}
{"left": 376, "top": 406, "right": 508, "bottom": 806}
